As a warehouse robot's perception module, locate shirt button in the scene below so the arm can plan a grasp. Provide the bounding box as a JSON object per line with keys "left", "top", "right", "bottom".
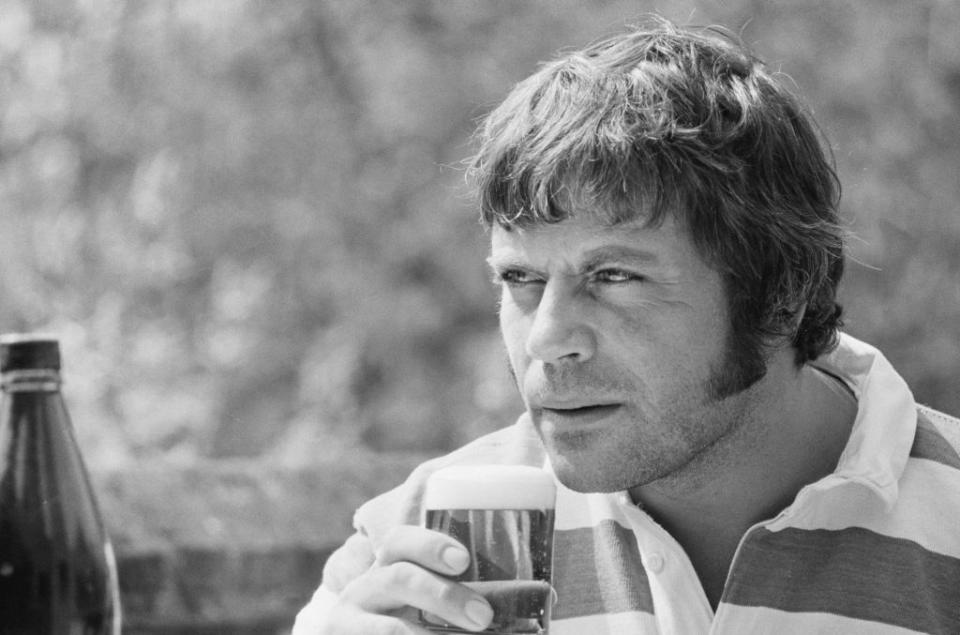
{"left": 644, "top": 553, "right": 665, "bottom": 573}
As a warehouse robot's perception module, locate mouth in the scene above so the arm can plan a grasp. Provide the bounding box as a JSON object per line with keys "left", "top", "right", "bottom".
{"left": 536, "top": 403, "right": 622, "bottom": 426}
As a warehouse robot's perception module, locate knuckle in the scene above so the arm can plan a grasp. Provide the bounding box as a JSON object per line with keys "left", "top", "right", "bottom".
{"left": 375, "top": 526, "right": 412, "bottom": 565}
{"left": 385, "top": 561, "right": 461, "bottom": 611}
{"left": 387, "top": 560, "right": 421, "bottom": 588}
{"left": 432, "top": 579, "right": 460, "bottom": 606}
{"left": 315, "top": 604, "right": 354, "bottom": 634}
{"left": 380, "top": 525, "right": 406, "bottom": 547}
{"left": 336, "top": 580, "right": 365, "bottom": 608}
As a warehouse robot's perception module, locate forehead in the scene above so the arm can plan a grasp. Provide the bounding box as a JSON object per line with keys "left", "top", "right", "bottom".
{"left": 489, "top": 214, "right": 700, "bottom": 270}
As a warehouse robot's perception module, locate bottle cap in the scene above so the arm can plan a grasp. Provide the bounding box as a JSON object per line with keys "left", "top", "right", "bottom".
{"left": 0, "top": 333, "right": 61, "bottom": 372}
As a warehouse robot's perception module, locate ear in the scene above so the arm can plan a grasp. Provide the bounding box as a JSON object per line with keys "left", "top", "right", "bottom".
{"left": 791, "top": 301, "right": 808, "bottom": 332}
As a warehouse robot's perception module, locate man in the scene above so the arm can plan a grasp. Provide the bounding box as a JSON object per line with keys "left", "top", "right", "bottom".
{"left": 295, "top": 18, "right": 960, "bottom": 634}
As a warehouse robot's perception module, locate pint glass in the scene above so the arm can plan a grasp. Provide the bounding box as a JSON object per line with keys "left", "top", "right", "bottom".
{"left": 421, "top": 465, "right": 556, "bottom": 634}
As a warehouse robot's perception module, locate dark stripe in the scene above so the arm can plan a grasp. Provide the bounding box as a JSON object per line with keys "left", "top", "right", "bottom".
{"left": 552, "top": 520, "right": 653, "bottom": 619}
{"left": 911, "top": 410, "right": 960, "bottom": 470}
{"left": 724, "top": 526, "right": 960, "bottom": 633}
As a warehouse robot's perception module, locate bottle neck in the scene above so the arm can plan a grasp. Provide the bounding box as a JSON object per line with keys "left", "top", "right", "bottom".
{"left": 1, "top": 369, "right": 62, "bottom": 392}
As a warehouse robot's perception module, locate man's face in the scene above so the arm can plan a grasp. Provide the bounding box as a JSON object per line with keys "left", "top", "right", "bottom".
{"left": 490, "top": 214, "right": 753, "bottom": 493}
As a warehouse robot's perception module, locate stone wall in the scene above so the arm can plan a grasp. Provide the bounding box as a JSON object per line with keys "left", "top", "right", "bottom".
{"left": 93, "top": 453, "right": 425, "bottom": 634}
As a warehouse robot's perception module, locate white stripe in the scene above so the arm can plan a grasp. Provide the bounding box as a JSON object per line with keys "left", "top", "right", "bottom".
{"left": 771, "top": 459, "right": 960, "bottom": 560}
{"left": 553, "top": 483, "right": 632, "bottom": 532}
{"left": 879, "top": 458, "right": 960, "bottom": 558}
{"left": 712, "top": 605, "right": 927, "bottom": 635}
{"left": 551, "top": 610, "right": 660, "bottom": 635}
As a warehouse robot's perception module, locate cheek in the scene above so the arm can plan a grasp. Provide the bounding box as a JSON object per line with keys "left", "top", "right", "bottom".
{"left": 498, "top": 300, "right": 530, "bottom": 368}
{"left": 601, "top": 304, "right": 722, "bottom": 386}
{"left": 600, "top": 304, "right": 667, "bottom": 357}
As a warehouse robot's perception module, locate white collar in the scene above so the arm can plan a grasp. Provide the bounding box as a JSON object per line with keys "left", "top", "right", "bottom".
{"left": 805, "top": 332, "right": 917, "bottom": 511}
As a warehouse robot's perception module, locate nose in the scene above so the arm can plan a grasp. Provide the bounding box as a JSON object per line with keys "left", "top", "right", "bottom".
{"left": 525, "top": 278, "right": 596, "bottom": 364}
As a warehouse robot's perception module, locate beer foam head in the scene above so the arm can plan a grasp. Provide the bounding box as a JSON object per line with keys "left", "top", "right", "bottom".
{"left": 424, "top": 465, "right": 556, "bottom": 510}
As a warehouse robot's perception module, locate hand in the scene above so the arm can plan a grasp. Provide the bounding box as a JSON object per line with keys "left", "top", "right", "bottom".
{"left": 314, "top": 525, "right": 494, "bottom": 634}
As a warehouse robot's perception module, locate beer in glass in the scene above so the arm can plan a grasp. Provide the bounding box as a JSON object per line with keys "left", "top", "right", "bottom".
{"left": 421, "top": 465, "right": 556, "bottom": 634}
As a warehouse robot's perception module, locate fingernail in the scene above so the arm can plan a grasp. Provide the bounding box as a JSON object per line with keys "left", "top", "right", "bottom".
{"left": 441, "top": 545, "right": 469, "bottom": 571}
{"left": 465, "top": 598, "right": 493, "bottom": 628}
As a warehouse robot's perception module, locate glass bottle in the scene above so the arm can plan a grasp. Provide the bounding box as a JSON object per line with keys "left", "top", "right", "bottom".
{"left": 0, "top": 334, "right": 121, "bottom": 634}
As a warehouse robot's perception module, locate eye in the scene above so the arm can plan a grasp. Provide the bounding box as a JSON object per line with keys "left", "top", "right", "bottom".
{"left": 494, "top": 268, "right": 544, "bottom": 287}
{"left": 592, "top": 268, "right": 643, "bottom": 284}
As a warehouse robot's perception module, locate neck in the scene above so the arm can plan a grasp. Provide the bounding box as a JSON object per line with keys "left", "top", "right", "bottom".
{"left": 628, "top": 348, "right": 857, "bottom": 607}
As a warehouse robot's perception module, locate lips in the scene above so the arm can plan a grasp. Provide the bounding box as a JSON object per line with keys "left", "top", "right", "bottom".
{"left": 535, "top": 402, "right": 622, "bottom": 426}
{"left": 536, "top": 397, "right": 620, "bottom": 410}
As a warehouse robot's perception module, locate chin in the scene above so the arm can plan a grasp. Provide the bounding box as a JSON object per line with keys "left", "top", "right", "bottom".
{"left": 548, "top": 452, "right": 640, "bottom": 494}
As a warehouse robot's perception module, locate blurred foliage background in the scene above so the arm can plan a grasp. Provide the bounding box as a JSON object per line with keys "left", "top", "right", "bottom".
{"left": 1, "top": 0, "right": 958, "bottom": 470}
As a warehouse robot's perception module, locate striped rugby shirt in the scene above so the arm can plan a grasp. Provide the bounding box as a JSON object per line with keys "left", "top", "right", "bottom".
{"left": 295, "top": 333, "right": 960, "bottom": 634}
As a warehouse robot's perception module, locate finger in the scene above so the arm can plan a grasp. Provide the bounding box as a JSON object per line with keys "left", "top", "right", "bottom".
{"left": 374, "top": 525, "right": 471, "bottom": 576}
{"left": 341, "top": 561, "right": 493, "bottom": 632}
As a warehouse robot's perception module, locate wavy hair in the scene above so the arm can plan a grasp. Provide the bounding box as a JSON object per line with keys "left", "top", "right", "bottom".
{"left": 470, "top": 18, "right": 844, "bottom": 376}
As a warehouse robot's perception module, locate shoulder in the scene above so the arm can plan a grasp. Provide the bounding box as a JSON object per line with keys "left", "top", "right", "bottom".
{"left": 352, "top": 414, "right": 545, "bottom": 542}
{"left": 910, "top": 405, "right": 960, "bottom": 471}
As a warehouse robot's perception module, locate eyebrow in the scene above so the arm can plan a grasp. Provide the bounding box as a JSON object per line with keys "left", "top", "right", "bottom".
{"left": 579, "top": 246, "right": 661, "bottom": 270}
{"left": 486, "top": 245, "right": 662, "bottom": 273}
